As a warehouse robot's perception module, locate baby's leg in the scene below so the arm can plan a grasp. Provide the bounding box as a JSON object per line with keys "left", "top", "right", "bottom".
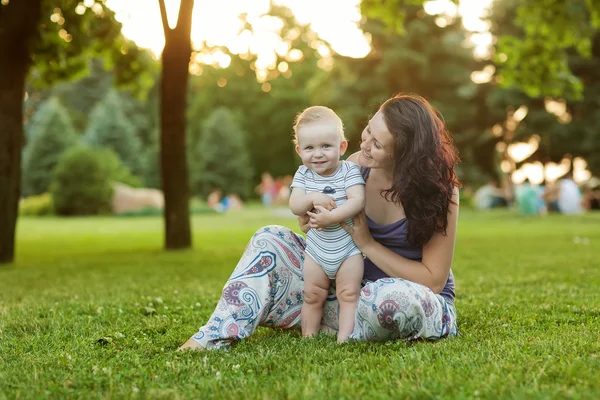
{"left": 335, "top": 254, "right": 364, "bottom": 342}
{"left": 302, "top": 255, "right": 330, "bottom": 337}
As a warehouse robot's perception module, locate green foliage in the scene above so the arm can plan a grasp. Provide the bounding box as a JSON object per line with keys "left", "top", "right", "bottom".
{"left": 317, "top": 6, "right": 495, "bottom": 182}
{"left": 50, "top": 146, "right": 137, "bottom": 215}
{"left": 142, "top": 138, "right": 161, "bottom": 190}
{"left": 495, "top": 0, "right": 599, "bottom": 99}
{"left": 360, "top": 0, "right": 600, "bottom": 98}
{"left": 18, "top": 193, "right": 54, "bottom": 216}
{"left": 83, "top": 90, "right": 144, "bottom": 177}
{"left": 22, "top": 97, "right": 78, "bottom": 196}
{"left": 187, "top": 5, "right": 324, "bottom": 182}
{"left": 486, "top": 1, "right": 600, "bottom": 176}
{"left": 361, "top": 0, "right": 426, "bottom": 34}
{"left": 189, "top": 108, "right": 253, "bottom": 198}
{"left": 28, "top": 0, "right": 155, "bottom": 98}
{"left": 1, "top": 210, "right": 600, "bottom": 397}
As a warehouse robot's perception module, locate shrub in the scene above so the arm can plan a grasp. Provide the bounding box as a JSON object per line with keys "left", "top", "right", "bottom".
{"left": 50, "top": 147, "right": 138, "bottom": 216}
{"left": 19, "top": 193, "right": 54, "bottom": 216}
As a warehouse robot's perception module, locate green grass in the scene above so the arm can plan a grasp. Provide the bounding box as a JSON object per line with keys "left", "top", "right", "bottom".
{"left": 1, "top": 208, "right": 599, "bottom": 399}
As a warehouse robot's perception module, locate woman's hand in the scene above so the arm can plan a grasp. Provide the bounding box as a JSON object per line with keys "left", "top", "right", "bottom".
{"left": 306, "top": 205, "right": 334, "bottom": 230}
{"left": 298, "top": 214, "right": 311, "bottom": 233}
{"left": 339, "top": 210, "right": 375, "bottom": 251}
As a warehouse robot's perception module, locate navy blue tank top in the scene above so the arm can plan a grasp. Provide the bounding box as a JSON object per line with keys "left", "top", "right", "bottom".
{"left": 361, "top": 167, "right": 455, "bottom": 301}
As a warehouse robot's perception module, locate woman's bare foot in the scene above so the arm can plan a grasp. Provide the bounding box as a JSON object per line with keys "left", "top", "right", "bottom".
{"left": 177, "top": 338, "right": 205, "bottom": 352}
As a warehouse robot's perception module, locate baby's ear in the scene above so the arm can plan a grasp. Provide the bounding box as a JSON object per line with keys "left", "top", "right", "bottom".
{"left": 339, "top": 140, "right": 348, "bottom": 155}
{"left": 295, "top": 145, "right": 301, "bottom": 156}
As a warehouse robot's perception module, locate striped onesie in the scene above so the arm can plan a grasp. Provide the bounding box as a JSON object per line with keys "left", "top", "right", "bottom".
{"left": 291, "top": 161, "right": 365, "bottom": 279}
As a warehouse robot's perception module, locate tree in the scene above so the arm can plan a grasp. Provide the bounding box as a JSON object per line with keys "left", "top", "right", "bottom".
{"left": 0, "top": 0, "right": 146, "bottom": 263}
{"left": 189, "top": 108, "right": 253, "bottom": 198}
{"left": 186, "top": 4, "right": 327, "bottom": 181}
{"left": 0, "top": 0, "right": 42, "bottom": 263}
{"left": 83, "top": 90, "right": 144, "bottom": 177}
{"left": 23, "top": 97, "right": 78, "bottom": 195}
{"left": 158, "top": 0, "right": 194, "bottom": 250}
{"left": 361, "top": 0, "right": 600, "bottom": 99}
{"left": 314, "top": 6, "right": 496, "bottom": 183}
{"left": 486, "top": 0, "right": 600, "bottom": 176}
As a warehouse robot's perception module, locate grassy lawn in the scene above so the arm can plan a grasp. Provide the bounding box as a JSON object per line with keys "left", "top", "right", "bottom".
{"left": 1, "top": 207, "right": 599, "bottom": 399}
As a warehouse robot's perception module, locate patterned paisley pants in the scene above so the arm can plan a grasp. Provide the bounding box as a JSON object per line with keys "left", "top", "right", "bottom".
{"left": 191, "top": 226, "right": 458, "bottom": 350}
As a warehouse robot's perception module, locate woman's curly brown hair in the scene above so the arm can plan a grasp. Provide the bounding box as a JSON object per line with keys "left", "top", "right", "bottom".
{"left": 380, "top": 94, "right": 460, "bottom": 246}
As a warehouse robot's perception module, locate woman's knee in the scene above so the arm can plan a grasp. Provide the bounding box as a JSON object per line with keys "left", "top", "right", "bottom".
{"left": 253, "top": 225, "right": 286, "bottom": 237}
{"left": 360, "top": 279, "right": 426, "bottom": 310}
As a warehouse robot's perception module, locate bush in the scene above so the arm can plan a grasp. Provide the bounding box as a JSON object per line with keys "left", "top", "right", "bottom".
{"left": 22, "top": 98, "right": 78, "bottom": 196}
{"left": 19, "top": 193, "right": 54, "bottom": 216}
{"left": 51, "top": 147, "right": 138, "bottom": 216}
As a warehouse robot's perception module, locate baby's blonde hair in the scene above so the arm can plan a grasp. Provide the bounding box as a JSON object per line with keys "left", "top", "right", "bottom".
{"left": 292, "top": 106, "right": 345, "bottom": 145}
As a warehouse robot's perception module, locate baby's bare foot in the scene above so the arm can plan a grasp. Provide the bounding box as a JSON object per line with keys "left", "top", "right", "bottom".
{"left": 177, "top": 338, "right": 205, "bottom": 352}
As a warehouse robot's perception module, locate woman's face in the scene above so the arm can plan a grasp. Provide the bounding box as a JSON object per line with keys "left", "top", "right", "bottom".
{"left": 358, "top": 110, "right": 394, "bottom": 170}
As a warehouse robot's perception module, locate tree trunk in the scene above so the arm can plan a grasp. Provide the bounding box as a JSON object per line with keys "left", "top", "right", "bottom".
{"left": 159, "top": 0, "right": 194, "bottom": 249}
{"left": 0, "top": 0, "right": 42, "bottom": 263}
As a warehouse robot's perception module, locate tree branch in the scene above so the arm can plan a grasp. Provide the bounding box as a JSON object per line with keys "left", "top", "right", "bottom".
{"left": 175, "top": 0, "right": 194, "bottom": 37}
{"left": 157, "top": 0, "right": 170, "bottom": 38}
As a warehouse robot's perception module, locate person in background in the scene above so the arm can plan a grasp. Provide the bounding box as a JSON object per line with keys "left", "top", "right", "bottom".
{"left": 474, "top": 178, "right": 508, "bottom": 210}
{"left": 543, "top": 172, "right": 583, "bottom": 215}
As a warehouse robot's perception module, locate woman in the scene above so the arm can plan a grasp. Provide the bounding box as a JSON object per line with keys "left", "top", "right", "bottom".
{"left": 179, "top": 94, "right": 460, "bottom": 350}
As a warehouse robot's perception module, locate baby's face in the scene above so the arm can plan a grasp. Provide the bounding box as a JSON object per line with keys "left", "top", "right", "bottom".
{"left": 295, "top": 122, "right": 347, "bottom": 176}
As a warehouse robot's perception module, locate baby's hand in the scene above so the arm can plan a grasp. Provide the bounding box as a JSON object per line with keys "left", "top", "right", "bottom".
{"left": 307, "top": 205, "right": 333, "bottom": 230}
{"left": 311, "top": 193, "right": 337, "bottom": 211}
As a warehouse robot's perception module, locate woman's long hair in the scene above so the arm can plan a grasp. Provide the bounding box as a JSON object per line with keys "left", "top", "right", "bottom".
{"left": 380, "top": 94, "right": 460, "bottom": 246}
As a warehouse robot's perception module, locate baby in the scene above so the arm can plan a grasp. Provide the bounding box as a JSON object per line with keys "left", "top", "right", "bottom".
{"left": 289, "top": 106, "right": 365, "bottom": 343}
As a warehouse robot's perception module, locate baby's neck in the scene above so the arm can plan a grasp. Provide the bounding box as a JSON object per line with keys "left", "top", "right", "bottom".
{"left": 315, "top": 161, "right": 341, "bottom": 177}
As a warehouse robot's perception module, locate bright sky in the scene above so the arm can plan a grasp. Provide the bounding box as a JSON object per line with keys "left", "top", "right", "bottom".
{"left": 105, "top": 0, "right": 493, "bottom": 61}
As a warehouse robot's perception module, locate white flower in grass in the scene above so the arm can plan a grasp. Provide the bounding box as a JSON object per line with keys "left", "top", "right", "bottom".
{"left": 195, "top": 302, "right": 201, "bottom": 307}
{"left": 215, "top": 371, "right": 221, "bottom": 379}
{"left": 132, "top": 386, "right": 139, "bottom": 393}
{"left": 232, "top": 364, "right": 240, "bottom": 370}
{"left": 173, "top": 290, "right": 179, "bottom": 295}
{"left": 155, "top": 297, "right": 163, "bottom": 304}
{"left": 96, "top": 307, "right": 103, "bottom": 314}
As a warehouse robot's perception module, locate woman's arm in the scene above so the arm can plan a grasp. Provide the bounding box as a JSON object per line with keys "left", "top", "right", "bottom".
{"left": 341, "top": 187, "right": 459, "bottom": 293}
